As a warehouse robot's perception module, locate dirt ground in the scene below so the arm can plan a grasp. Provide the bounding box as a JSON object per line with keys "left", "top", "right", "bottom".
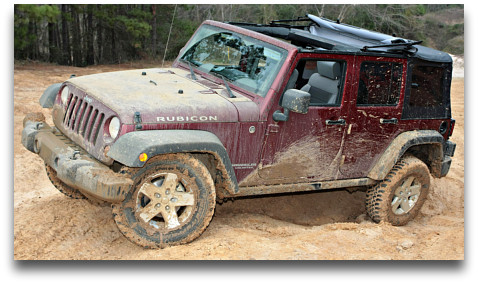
{"left": 13, "top": 61, "right": 464, "bottom": 260}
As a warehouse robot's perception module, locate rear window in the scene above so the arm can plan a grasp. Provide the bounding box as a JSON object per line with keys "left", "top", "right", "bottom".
{"left": 401, "top": 60, "right": 452, "bottom": 120}
{"left": 409, "top": 66, "right": 444, "bottom": 107}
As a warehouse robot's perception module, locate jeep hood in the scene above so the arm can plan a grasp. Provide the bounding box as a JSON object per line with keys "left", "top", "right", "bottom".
{"left": 66, "top": 68, "right": 259, "bottom": 124}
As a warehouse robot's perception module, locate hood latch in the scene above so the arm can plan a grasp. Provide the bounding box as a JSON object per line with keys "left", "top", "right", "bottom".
{"left": 134, "top": 112, "right": 143, "bottom": 130}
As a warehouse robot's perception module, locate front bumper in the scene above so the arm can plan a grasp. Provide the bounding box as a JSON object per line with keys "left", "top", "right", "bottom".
{"left": 22, "top": 116, "right": 133, "bottom": 202}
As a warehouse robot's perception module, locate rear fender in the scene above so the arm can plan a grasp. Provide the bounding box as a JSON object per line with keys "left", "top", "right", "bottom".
{"left": 368, "top": 130, "right": 444, "bottom": 180}
{"left": 107, "top": 130, "right": 238, "bottom": 194}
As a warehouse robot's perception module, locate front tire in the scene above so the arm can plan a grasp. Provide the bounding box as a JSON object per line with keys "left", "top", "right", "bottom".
{"left": 365, "top": 155, "right": 430, "bottom": 226}
{"left": 112, "top": 154, "right": 216, "bottom": 248}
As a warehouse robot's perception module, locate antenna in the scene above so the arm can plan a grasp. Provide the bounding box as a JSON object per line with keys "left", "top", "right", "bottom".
{"left": 162, "top": 4, "right": 178, "bottom": 68}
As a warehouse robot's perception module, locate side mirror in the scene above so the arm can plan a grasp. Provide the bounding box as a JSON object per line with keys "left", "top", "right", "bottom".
{"left": 273, "top": 89, "right": 311, "bottom": 122}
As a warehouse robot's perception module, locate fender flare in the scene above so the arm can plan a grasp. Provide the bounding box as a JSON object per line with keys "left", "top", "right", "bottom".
{"left": 107, "top": 130, "right": 239, "bottom": 193}
{"left": 39, "top": 83, "right": 62, "bottom": 108}
{"left": 368, "top": 130, "right": 444, "bottom": 181}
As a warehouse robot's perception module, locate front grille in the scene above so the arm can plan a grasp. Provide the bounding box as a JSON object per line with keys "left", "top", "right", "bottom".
{"left": 63, "top": 93, "right": 105, "bottom": 146}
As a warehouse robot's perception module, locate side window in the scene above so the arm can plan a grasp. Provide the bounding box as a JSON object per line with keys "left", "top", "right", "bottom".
{"left": 295, "top": 60, "right": 345, "bottom": 106}
{"left": 357, "top": 62, "right": 403, "bottom": 106}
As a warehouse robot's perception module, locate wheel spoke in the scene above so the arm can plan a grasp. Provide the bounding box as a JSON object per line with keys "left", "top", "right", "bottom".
{"left": 172, "top": 191, "right": 195, "bottom": 206}
{"left": 401, "top": 176, "right": 415, "bottom": 191}
{"left": 137, "top": 202, "right": 161, "bottom": 223}
{"left": 138, "top": 182, "right": 158, "bottom": 199}
{"left": 400, "top": 198, "right": 411, "bottom": 213}
{"left": 161, "top": 173, "right": 178, "bottom": 191}
{"left": 409, "top": 184, "right": 421, "bottom": 196}
{"left": 162, "top": 207, "right": 181, "bottom": 229}
{"left": 391, "top": 197, "right": 401, "bottom": 213}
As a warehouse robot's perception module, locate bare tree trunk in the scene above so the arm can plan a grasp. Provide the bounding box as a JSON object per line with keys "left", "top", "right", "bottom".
{"left": 152, "top": 4, "right": 157, "bottom": 58}
{"left": 316, "top": 4, "right": 325, "bottom": 17}
{"left": 96, "top": 4, "right": 103, "bottom": 64}
{"left": 337, "top": 4, "right": 351, "bottom": 23}
{"left": 71, "top": 6, "right": 82, "bottom": 66}
{"left": 61, "top": 4, "right": 71, "bottom": 65}
{"left": 221, "top": 4, "right": 225, "bottom": 22}
{"left": 86, "top": 5, "right": 95, "bottom": 65}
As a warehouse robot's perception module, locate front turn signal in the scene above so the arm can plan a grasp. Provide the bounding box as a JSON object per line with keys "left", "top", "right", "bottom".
{"left": 139, "top": 153, "right": 148, "bottom": 162}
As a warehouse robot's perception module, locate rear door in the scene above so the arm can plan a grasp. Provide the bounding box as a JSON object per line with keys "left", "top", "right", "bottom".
{"left": 338, "top": 56, "right": 408, "bottom": 179}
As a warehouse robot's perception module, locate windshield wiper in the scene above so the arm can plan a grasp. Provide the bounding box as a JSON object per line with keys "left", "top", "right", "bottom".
{"left": 220, "top": 75, "right": 236, "bottom": 98}
{"left": 187, "top": 61, "right": 198, "bottom": 80}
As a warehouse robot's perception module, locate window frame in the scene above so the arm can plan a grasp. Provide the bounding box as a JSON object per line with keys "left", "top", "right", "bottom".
{"left": 288, "top": 58, "right": 347, "bottom": 107}
{"left": 401, "top": 59, "right": 452, "bottom": 120}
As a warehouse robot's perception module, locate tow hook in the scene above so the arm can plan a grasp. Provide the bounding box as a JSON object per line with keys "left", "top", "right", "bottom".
{"left": 72, "top": 150, "right": 81, "bottom": 160}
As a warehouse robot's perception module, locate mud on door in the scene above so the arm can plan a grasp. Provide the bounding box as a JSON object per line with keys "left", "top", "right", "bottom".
{"left": 259, "top": 54, "right": 355, "bottom": 184}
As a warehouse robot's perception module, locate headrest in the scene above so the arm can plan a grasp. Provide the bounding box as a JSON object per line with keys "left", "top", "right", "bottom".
{"left": 316, "top": 61, "right": 341, "bottom": 80}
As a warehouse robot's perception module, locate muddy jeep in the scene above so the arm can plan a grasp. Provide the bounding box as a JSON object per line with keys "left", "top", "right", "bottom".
{"left": 22, "top": 15, "right": 456, "bottom": 248}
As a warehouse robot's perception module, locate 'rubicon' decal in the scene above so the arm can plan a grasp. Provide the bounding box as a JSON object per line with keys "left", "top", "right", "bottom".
{"left": 156, "top": 115, "right": 218, "bottom": 122}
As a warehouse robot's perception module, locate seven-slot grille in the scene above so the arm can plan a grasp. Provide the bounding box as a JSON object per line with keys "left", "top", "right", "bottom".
{"left": 63, "top": 92, "right": 105, "bottom": 146}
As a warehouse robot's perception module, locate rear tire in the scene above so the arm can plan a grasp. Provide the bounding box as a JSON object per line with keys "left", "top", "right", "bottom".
{"left": 365, "top": 155, "right": 430, "bottom": 226}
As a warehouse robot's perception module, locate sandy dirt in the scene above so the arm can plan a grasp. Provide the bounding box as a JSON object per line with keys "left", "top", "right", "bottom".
{"left": 13, "top": 61, "right": 464, "bottom": 260}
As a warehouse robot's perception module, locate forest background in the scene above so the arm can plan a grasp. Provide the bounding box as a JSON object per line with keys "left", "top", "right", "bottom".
{"left": 14, "top": 4, "right": 464, "bottom": 67}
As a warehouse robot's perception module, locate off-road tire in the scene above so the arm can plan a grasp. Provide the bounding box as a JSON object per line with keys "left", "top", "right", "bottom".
{"left": 365, "top": 155, "right": 430, "bottom": 226}
{"left": 112, "top": 153, "right": 216, "bottom": 248}
{"left": 45, "top": 164, "right": 86, "bottom": 200}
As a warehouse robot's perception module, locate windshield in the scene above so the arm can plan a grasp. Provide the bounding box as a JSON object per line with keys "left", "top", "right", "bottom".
{"left": 179, "top": 24, "right": 287, "bottom": 97}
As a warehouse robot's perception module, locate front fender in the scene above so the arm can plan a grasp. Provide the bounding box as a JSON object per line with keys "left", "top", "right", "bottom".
{"left": 107, "top": 130, "right": 238, "bottom": 193}
{"left": 39, "top": 83, "right": 62, "bottom": 108}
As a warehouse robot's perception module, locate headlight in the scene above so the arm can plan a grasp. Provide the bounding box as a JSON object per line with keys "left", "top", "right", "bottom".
{"left": 60, "top": 86, "right": 69, "bottom": 105}
{"left": 108, "top": 116, "right": 121, "bottom": 140}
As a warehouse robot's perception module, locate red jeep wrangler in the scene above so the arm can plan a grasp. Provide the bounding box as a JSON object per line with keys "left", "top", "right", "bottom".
{"left": 22, "top": 15, "right": 456, "bottom": 248}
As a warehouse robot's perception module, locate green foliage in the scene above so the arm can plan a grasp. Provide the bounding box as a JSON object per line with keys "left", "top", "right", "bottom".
{"left": 415, "top": 5, "right": 426, "bottom": 16}
{"left": 116, "top": 16, "right": 152, "bottom": 39}
{"left": 14, "top": 4, "right": 60, "bottom": 59}
{"left": 165, "top": 18, "right": 197, "bottom": 59}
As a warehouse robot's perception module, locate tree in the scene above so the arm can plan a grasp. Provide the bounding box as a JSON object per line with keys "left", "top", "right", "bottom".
{"left": 13, "top": 4, "right": 464, "bottom": 65}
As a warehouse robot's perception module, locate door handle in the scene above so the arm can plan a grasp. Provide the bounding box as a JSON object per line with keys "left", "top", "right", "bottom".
{"left": 380, "top": 118, "right": 398, "bottom": 124}
{"left": 326, "top": 119, "right": 346, "bottom": 126}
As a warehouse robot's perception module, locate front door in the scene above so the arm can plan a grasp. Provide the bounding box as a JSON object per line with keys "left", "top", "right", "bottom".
{"left": 258, "top": 54, "right": 354, "bottom": 185}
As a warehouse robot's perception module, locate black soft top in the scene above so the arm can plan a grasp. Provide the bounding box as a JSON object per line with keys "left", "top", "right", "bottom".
{"left": 229, "top": 14, "right": 452, "bottom": 63}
